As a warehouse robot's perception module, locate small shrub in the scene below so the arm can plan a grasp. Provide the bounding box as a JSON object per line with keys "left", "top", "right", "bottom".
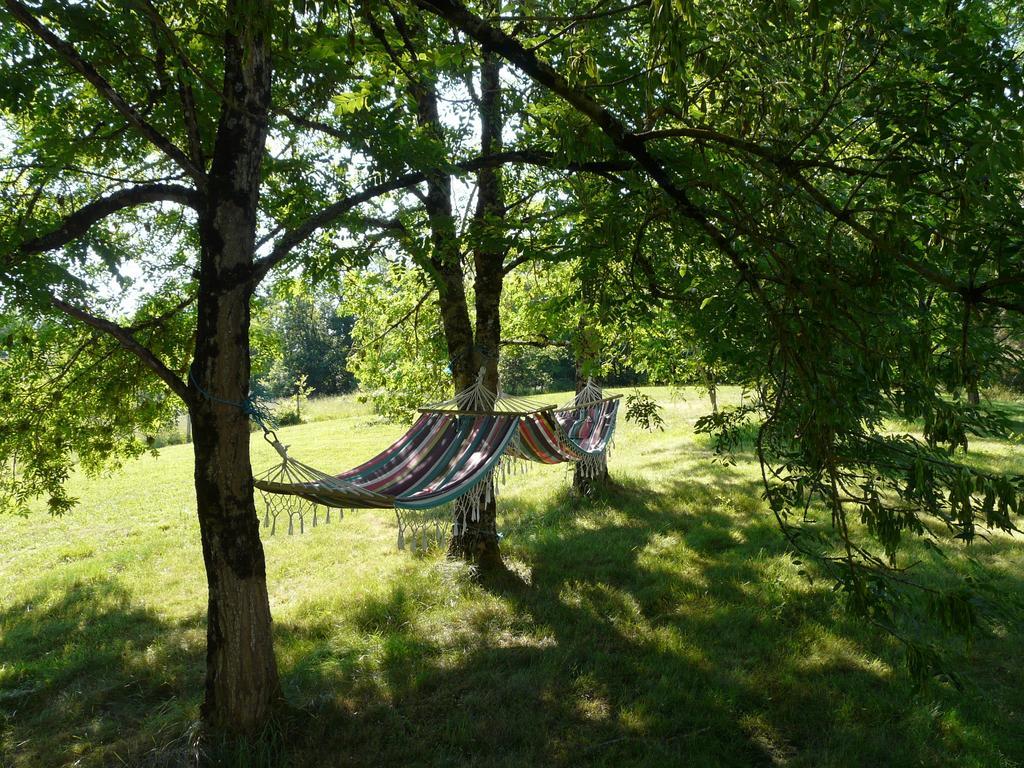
{"left": 149, "top": 429, "right": 187, "bottom": 449}
{"left": 275, "top": 409, "right": 303, "bottom": 427}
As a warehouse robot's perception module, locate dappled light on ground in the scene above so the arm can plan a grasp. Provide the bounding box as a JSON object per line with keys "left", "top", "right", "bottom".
{"left": 1, "top": 388, "right": 1022, "bottom": 766}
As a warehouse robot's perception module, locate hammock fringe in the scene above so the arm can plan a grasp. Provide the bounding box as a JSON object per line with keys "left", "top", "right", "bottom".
{"left": 395, "top": 508, "right": 449, "bottom": 552}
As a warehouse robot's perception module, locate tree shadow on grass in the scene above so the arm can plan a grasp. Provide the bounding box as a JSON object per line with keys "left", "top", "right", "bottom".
{"left": 282, "top": 466, "right": 1024, "bottom": 768}
{"left": 0, "top": 577, "right": 204, "bottom": 767}
{"left": 2, "top": 462, "right": 1022, "bottom": 768}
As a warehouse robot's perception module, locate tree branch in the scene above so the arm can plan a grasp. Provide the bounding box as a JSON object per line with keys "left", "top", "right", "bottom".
{"left": 974, "top": 294, "right": 1024, "bottom": 315}
{"left": 500, "top": 336, "right": 570, "bottom": 348}
{"left": 783, "top": 167, "right": 963, "bottom": 293}
{"left": 2, "top": 0, "right": 206, "bottom": 185}
{"left": 177, "top": 73, "right": 205, "bottom": 169}
{"left": 502, "top": 251, "right": 541, "bottom": 274}
{"left": 5, "top": 184, "right": 200, "bottom": 268}
{"left": 490, "top": 0, "right": 648, "bottom": 24}
{"left": 128, "top": 294, "right": 197, "bottom": 333}
{"left": 278, "top": 107, "right": 346, "bottom": 141}
{"left": 350, "top": 287, "right": 436, "bottom": 353}
{"left": 414, "top": 0, "right": 763, "bottom": 293}
{"left": 416, "top": 0, "right": 1022, "bottom": 317}
{"left": 252, "top": 150, "right": 635, "bottom": 282}
{"left": 635, "top": 126, "right": 892, "bottom": 179}
{"left": 134, "top": 0, "right": 207, "bottom": 169}
{"left": 50, "top": 297, "right": 191, "bottom": 403}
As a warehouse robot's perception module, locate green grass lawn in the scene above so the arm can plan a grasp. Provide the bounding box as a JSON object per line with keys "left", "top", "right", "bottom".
{"left": 1, "top": 387, "right": 1023, "bottom": 767}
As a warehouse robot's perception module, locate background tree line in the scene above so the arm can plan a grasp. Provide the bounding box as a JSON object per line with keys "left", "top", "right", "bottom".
{"left": 246, "top": 271, "right": 740, "bottom": 421}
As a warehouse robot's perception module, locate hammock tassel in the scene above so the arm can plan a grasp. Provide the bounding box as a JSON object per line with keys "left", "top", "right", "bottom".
{"left": 395, "top": 505, "right": 450, "bottom": 553}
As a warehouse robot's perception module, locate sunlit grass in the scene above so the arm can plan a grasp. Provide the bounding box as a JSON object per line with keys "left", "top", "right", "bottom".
{"left": 0, "top": 387, "right": 1022, "bottom": 767}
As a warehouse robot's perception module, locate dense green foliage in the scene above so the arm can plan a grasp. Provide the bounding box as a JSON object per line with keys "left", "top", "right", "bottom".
{"left": 3, "top": 0, "right": 1024, "bottom": 740}
{"left": 398, "top": 0, "right": 1024, "bottom": 647}
{"left": 0, "top": 305, "right": 187, "bottom": 514}
{"left": 253, "top": 292, "right": 356, "bottom": 400}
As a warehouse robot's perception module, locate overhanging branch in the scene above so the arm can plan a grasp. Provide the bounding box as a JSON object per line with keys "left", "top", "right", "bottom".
{"left": 414, "top": 0, "right": 1019, "bottom": 316}
{"left": 50, "top": 296, "right": 191, "bottom": 403}
{"left": 413, "top": 0, "right": 763, "bottom": 294}
{"left": 350, "top": 287, "right": 436, "bottom": 354}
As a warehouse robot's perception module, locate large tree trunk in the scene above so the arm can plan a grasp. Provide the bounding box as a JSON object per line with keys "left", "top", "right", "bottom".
{"left": 189, "top": 0, "right": 280, "bottom": 733}
{"left": 448, "top": 42, "right": 506, "bottom": 567}
{"left": 191, "top": 381, "right": 280, "bottom": 734}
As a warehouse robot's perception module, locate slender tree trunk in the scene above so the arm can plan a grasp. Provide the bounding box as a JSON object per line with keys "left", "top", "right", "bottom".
{"left": 407, "top": 48, "right": 476, "bottom": 392}
{"left": 471, "top": 42, "right": 506, "bottom": 387}
{"left": 960, "top": 302, "right": 981, "bottom": 407}
{"left": 384, "top": 8, "right": 507, "bottom": 567}
{"left": 572, "top": 317, "right": 608, "bottom": 495}
{"left": 448, "top": 42, "right": 507, "bottom": 567}
{"left": 967, "top": 381, "right": 980, "bottom": 406}
{"left": 189, "top": 0, "right": 280, "bottom": 733}
{"left": 407, "top": 43, "right": 495, "bottom": 564}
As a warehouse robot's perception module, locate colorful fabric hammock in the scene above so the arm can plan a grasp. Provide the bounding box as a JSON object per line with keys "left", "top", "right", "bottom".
{"left": 506, "top": 378, "right": 619, "bottom": 481}
{"left": 349, "top": 412, "right": 518, "bottom": 510}
{"left": 555, "top": 395, "right": 619, "bottom": 478}
{"left": 254, "top": 372, "right": 619, "bottom": 547}
{"left": 509, "top": 408, "right": 583, "bottom": 464}
{"left": 510, "top": 397, "right": 619, "bottom": 463}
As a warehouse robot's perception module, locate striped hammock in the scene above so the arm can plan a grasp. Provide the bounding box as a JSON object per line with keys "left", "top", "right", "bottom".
{"left": 506, "top": 380, "right": 619, "bottom": 479}
{"left": 254, "top": 373, "right": 619, "bottom": 547}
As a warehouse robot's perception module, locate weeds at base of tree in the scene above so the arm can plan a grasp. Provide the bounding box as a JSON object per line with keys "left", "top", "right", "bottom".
{"left": 148, "top": 712, "right": 294, "bottom": 768}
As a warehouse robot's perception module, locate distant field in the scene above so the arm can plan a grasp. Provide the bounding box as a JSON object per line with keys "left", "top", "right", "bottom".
{"left": 1, "top": 387, "right": 1023, "bottom": 767}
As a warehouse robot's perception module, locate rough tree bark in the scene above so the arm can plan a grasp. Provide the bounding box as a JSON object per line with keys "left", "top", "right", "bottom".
{"left": 188, "top": 0, "right": 281, "bottom": 733}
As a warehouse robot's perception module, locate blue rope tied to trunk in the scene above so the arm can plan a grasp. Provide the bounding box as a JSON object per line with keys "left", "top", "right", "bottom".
{"left": 188, "top": 369, "right": 279, "bottom": 437}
